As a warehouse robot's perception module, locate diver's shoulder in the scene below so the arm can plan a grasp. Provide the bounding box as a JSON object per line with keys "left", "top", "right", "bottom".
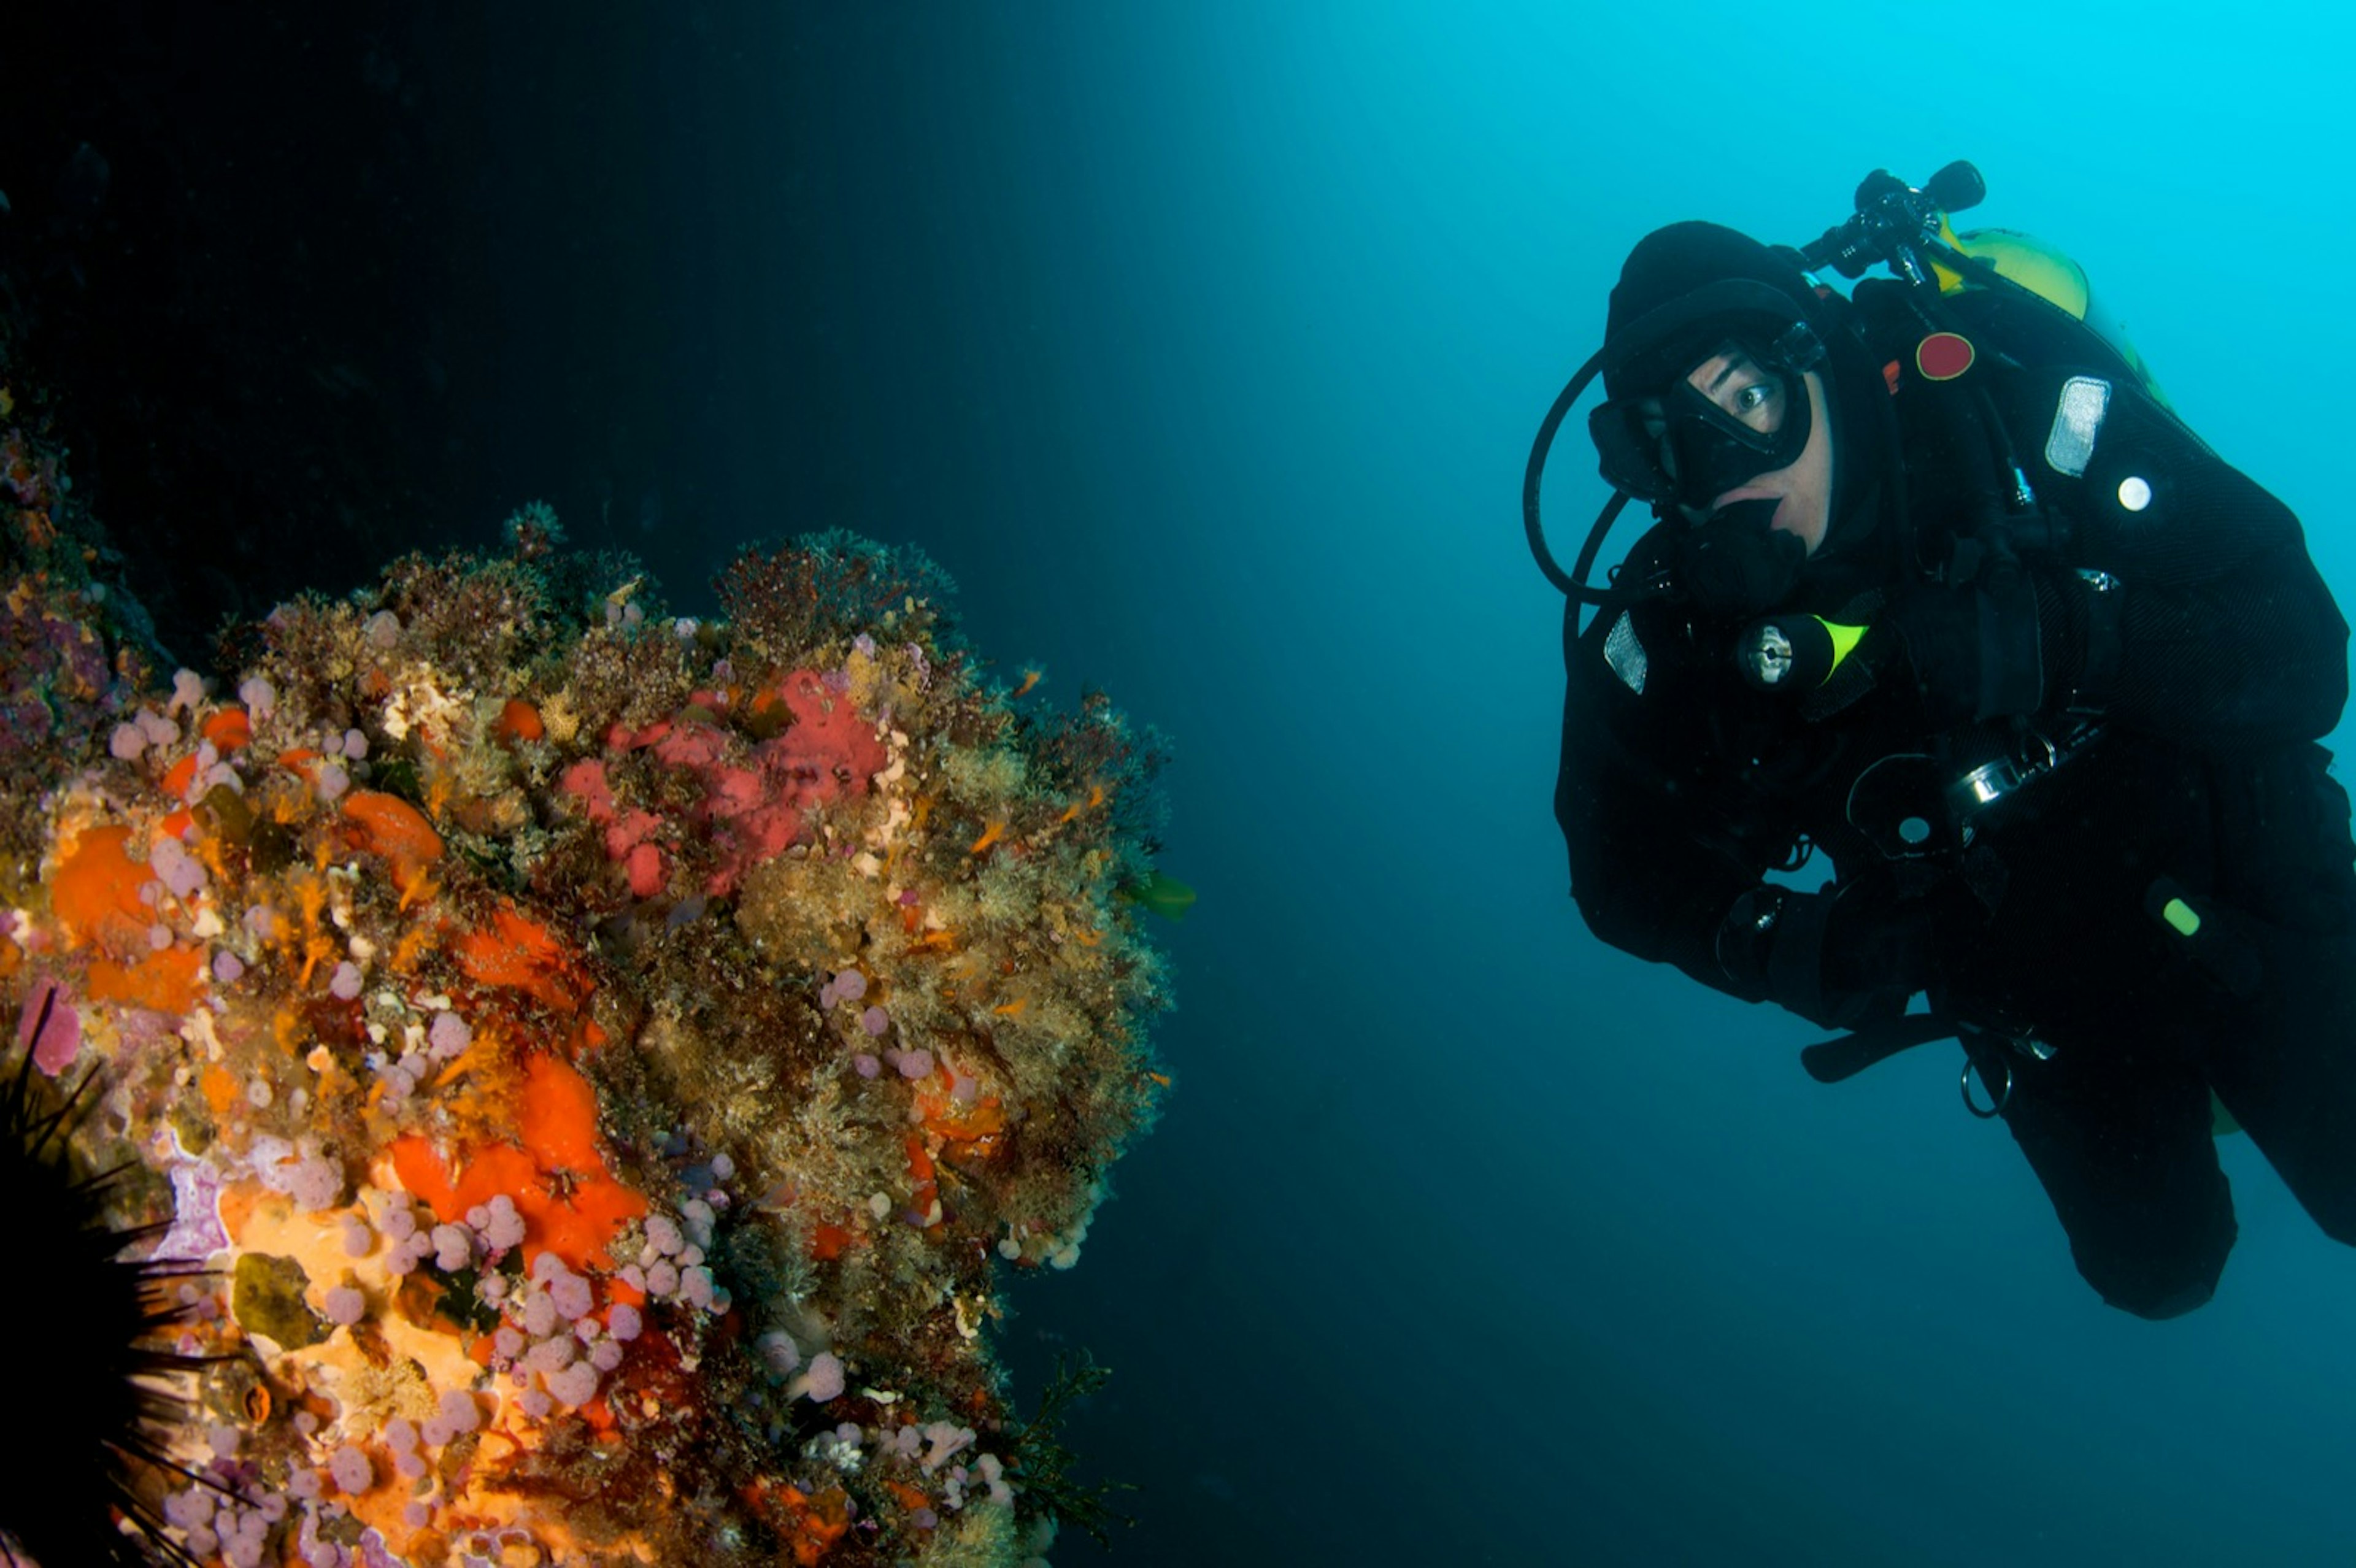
{"left": 1981, "top": 358, "right": 2225, "bottom": 488}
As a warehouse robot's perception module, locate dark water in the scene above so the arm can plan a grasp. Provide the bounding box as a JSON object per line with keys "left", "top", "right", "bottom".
{"left": 9, "top": 6, "right": 2356, "bottom": 1564}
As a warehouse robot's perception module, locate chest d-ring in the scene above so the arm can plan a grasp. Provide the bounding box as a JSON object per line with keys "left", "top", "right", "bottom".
{"left": 1963, "top": 1055, "right": 2012, "bottom": 1118}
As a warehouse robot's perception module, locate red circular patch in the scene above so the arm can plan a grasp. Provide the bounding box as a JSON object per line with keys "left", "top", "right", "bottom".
{"left": 1915, "top": 332, "right": 1976, "bottom": 381}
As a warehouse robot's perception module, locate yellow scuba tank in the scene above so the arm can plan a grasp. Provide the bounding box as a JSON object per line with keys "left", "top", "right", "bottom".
{"left": 1929, "top": 221, "right": 2173, "bottom": 409}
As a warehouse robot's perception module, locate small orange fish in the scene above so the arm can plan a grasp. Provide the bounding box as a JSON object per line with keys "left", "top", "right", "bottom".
{"left": 969, "top": 821, "right": 1006, "bottom": 855}
{"left": 1014, "top": 669, "right": 1042, "bottom": 698}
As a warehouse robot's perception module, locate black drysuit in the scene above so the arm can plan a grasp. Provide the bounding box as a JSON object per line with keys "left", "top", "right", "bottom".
{"left": 1555, "top": 319, "right": 2356, "bottom": 1317}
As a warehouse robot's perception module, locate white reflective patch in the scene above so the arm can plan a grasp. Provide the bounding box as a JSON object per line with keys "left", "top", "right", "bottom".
{"left": 2044, "top": 375, "right": 2111, "bottom": 478}
{"left": 2117, "top": 475, "right": 2152, "bottom": 512}
{"left": 1604, "top": 610, "right": 1648, "bottom": 694}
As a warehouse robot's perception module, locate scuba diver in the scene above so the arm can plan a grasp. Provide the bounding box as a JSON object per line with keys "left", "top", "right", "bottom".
{"left": 1534, "top": 164, "right": 2356, "bottom": 1318}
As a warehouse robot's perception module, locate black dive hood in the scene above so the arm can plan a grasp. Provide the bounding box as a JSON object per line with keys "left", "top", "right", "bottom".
{"left": 1529, "top": 163, "right": 2004, "bottom": 605}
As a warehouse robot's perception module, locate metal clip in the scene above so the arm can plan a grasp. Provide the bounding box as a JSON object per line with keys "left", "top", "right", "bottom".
{"left": 1960, "top": 1028, "right": 2052, "bottom": 1118}
{"left": 1962, "top": 1056, "right": 2011, "bottom": 1117}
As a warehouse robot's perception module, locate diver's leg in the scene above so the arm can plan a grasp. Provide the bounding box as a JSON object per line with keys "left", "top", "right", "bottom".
{"left": 1965, "top": 1033, "right": 2235, "bottom": 1319}
{"left": 2200, "top": 923, "right": 2356, "bottom": 1245}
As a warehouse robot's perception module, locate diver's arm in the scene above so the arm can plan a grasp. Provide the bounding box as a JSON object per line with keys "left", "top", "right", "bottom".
{"left": 1895, "top": 383, "right": 2350, "bottom": 745}
{"left": 1555, "top": 696, "right": 1918, "bottom": 1029}
{"left": 1555, "top": 704, "right": 1762, "bottom": 999}
{"left": 2026, "top": 402, "right": 2349, "bottom": 744}
{"left": 2031, "top": 547, "right": 2347, "bottom": 744}
{"left": 1555, "top": 601, "right": 1800, "bottom": 1005}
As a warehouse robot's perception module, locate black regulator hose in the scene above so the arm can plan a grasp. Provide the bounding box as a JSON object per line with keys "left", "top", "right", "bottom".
{"left": 1524, "top": 348, "right": 1634, "bottom": 607}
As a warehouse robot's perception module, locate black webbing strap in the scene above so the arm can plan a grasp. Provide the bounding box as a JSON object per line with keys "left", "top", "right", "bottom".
{"left": 2069, "top": 571, "right": 2125, "bottom": 715}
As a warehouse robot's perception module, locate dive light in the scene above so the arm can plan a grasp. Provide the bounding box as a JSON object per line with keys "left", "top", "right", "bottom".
{"left": 1734, "top": 613, "right": 1868, "bottom": 693}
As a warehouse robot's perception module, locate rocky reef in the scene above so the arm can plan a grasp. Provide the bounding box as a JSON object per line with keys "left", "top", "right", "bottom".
{"left": 0, "top": 359, "right": 1175, "bottom": 1567}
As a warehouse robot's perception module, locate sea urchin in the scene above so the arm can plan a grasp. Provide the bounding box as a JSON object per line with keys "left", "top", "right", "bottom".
{"left": 0, "top": 985, "right": 210, "bottom": 1567}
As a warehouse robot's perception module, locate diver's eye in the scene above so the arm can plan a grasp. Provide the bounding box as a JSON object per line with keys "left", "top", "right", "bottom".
{"left": 1681, "top": 348, "right": 1788, "bottom": 436}
{"left": 1725, "top": 376, "right": 1783, "bottom": 432}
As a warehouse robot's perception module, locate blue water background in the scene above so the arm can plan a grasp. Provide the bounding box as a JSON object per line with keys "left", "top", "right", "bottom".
{"left": 472, "top": 7, "right": 2356, "bottom": 1563}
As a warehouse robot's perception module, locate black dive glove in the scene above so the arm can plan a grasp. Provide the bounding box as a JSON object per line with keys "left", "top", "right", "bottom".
{"left": 1715, "top": 876, "right": 1934, "bottom": 1029}
{"left": 1869, "top": 575, "right": 2046, "bottom": 726}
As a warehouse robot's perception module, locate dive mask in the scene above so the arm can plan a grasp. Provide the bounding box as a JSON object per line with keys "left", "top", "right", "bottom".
{"left": 1589, "top": 320, "right": 1823, "bottom": 510}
